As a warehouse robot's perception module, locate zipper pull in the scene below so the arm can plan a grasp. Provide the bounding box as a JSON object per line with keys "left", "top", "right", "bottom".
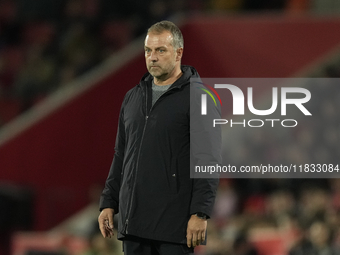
{"left": 125, "top": 219, "right": 129, "bottom": 234}
{"left": 146, "top": 116, "right": 149, "bottom": 120}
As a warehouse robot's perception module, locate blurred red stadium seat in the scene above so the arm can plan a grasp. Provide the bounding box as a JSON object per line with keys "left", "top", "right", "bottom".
{"left": 244, "top": 195, "right": 266, "bottom": 215}
{"left": 250, "top": 228, "right": 287, "bottom": 255}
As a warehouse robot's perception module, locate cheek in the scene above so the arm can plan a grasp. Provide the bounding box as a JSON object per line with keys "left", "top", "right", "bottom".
{"left": 164, "top": 55, "right": 176, "bottom": 64}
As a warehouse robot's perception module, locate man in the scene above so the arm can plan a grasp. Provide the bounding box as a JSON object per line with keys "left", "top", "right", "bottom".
{"left": 98, "top": 20, "right": 221, "bottom": 255}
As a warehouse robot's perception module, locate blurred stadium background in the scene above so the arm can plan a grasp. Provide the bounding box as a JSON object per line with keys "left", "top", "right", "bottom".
{"left": 1, "top": 0, "right": 340, "bottom": 254}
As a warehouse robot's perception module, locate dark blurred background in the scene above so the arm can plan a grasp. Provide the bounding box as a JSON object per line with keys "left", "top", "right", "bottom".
{"left": 1, "top": 0, "right": 340, "bottom": 255}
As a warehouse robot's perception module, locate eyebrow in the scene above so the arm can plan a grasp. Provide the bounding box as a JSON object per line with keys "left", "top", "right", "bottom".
{"left": 144, "top": 46, "right": 167, "bottom": 50}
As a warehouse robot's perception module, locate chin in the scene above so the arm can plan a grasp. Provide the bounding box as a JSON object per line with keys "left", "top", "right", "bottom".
{"left": 150, "top": 71, "right": 162, "bottom": 78}
{"left": 149, "top": 71, "right": 157, "bottom": 77}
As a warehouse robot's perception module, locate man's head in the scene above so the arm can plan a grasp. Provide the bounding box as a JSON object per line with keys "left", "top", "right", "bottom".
{"left": 144, "top": 21, "right": 184, "bottom": 84}
{"left": 147, "top": 20, "right": 184, "bottom": 50}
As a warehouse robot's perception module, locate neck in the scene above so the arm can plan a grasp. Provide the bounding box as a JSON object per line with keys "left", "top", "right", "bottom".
{"left": 154, "top": 66, "right": 183, "bottom": 86}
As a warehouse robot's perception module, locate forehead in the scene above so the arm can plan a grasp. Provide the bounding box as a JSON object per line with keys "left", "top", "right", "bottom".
{"left": 144, "top": 31, "right": 173, "bottom": 48}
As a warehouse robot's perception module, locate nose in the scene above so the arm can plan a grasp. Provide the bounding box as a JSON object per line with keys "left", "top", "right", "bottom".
{"left": 149, "top": 51, "right": 158, "bottom": 62}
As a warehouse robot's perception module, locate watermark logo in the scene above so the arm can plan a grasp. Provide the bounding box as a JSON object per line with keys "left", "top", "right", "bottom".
{"left": 193, "top": 79, "right": 312, "bottom": 128}
{"left": 209, "top": 85, "right": 311, "bottom": 116}
{"left": 196, "top": 82, "right": 222, "bottom": 115}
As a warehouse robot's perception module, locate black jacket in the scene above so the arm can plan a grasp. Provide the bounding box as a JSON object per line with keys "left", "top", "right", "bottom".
{"left": 100, "top": 65, "right": 221, "bottom": 244}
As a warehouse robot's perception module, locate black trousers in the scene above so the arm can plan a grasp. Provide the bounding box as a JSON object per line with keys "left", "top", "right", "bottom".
{"left": 122, "top": 236, "right": 194, "bottom": 255}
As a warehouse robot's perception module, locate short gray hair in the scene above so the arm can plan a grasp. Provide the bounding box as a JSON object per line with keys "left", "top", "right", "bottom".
{"left": 147, "top": 20, "right": 184, "bottom": 49}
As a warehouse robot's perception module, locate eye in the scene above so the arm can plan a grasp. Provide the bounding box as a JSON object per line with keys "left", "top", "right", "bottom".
{"left": 159, "top": 49, "right": 165, "bottom": 53}
{"left": 145, "top": 48, "right": 151, "bottom": 53}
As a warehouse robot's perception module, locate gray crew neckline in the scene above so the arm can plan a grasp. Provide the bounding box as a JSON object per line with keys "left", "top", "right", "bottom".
{"left": 152, "top": 80, "right": 172, "bottom": 91}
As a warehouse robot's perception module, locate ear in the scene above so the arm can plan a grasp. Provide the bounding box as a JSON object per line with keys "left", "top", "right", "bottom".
{"left": 176, "top": 47, "right": 183, "bottom": 61}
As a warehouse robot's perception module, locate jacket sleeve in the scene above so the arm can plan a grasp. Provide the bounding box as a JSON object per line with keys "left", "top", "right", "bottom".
{"left": 189, "top": 80, "right": 222, "bottom": 218}
{"left": 99, "top": 95, "right": 127, "bottom": 213}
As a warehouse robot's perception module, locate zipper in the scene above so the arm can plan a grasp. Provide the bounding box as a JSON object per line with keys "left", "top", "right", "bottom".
{"left": 123, "top": 84, "right": 179, "bottom": 234}
{"left": 124, "top": 219, "right": 128, "bottom": 234}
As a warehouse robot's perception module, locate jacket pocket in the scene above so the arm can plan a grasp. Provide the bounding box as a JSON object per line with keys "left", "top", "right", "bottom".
{"left": 170, "top": 157, "right": 178, "bottom": 194}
